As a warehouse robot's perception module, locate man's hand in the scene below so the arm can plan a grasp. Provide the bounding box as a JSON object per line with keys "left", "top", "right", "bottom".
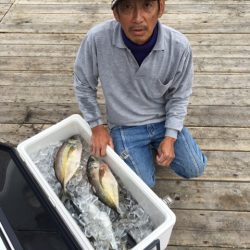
{"left": 91, "top": 125, "right": 114, "bottom": 157}
{"left": 156, "top": 136, "right": 176, "bottom": 167}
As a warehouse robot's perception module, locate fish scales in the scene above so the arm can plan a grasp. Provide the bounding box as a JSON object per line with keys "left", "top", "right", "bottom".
{"left": 87, "top": 156, "right": 121, "bottom": 214}
{"left": 54, "top": 136, "right": 83, "bottom": 191}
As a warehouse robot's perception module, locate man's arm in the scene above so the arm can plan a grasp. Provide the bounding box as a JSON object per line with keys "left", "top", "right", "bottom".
{"left": 74, "top": 33, "right": 113, "bottom": 157}
{"left": 157, "top": 45, "right": 193, "bottom": 167}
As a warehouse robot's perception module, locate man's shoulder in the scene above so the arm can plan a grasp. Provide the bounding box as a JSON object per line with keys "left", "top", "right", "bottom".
{"left": 87, "top": 19, "right": 117, "bottom": 37}
{"left": 159, "top": 23, "right": 190, "bottom": 50}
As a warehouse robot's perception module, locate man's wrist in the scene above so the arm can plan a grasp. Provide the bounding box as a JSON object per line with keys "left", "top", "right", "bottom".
{"left": 88, "top": 119, "right": 103, "bottom": 128}
{"left": 165, "top": 128, "right": 178, "bottom": 139}
{"left": 164, "top": 136, "right": 176, "bottom": 143}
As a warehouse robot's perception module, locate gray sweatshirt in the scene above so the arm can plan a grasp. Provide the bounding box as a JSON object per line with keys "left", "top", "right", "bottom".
{"left": 74, "top": 20, "right": 193, "bottom": 139}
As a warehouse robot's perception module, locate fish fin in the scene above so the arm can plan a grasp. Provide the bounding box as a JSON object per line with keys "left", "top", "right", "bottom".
{"left": 64, "top": 143, "right": 82, "bottom": 188}
{"left": 92, "top": 185, "right": 97, "bottom": 194}
{"left": 126, "top": 231, "right": 137, "bottom": 247}
{"left": 99, "top": 163, "right": 108, "bottom": 187}
{"left": 103, "top": 168, "right": 119, "bottom": 205}
{"left": 99, "top": 164, "right": 120, "bottom": 211}
{"left": 60, "top": 142, "right": 72, "bottom": 185}
{"left": 99, "top": 165, "right": 106, "bottom": 178}
{"left": 58, "top": 188, "right": 64, "bottom": 200}
{"left": 116, "top": 206, "right": 124, "bottom": 218}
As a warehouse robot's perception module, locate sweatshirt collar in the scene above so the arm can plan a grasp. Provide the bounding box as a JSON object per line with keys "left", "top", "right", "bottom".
{"left": 112, "top": 20, "right": 165, "bottom": 51}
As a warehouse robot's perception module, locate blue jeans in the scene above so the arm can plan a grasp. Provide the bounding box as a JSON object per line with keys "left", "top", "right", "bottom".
{"left": 110, "top": 121, "right": 207, "bottom": 187}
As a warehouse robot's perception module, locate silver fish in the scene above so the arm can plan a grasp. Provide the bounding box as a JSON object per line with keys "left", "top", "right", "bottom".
{"left": 54, "top": 135, "right": 83, "bottom": 191}
{"left": 87, "top": 156, "right": 121, "bottom": 214}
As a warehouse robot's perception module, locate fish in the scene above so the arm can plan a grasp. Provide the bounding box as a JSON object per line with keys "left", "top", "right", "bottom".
{"left": 87, "top": 155, "right": 121, "bottom": 214}
{"left": 54, "top": 135, "right": 83, "bottom": 191}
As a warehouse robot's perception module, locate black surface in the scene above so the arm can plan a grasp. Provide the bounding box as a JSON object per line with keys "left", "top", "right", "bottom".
{"left": 0, "top": 208, "right": 23, "bottom": 250}
{"left": 0, "top": 143, "right": 81, "bottom": 250}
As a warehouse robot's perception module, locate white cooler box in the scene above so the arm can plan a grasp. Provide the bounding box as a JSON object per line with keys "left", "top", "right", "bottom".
{"left": 17, "top": 114, "right": 176, "bottom": 250}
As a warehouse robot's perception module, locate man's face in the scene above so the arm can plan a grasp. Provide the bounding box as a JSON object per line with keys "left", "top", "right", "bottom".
{"left": 113, "top": 0, "right": 165, "bottom": 45}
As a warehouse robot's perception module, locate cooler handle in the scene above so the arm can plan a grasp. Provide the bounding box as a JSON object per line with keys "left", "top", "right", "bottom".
{"left": 143, "top": 239, "right": 160, "bottom": 250}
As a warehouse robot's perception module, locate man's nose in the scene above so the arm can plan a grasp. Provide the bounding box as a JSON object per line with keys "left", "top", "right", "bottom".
{"left": 132, "top": 6, "right": 144, "bottom": 23}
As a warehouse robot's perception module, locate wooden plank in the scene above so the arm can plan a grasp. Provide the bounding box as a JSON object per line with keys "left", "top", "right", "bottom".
{"left": 1, "top": 102, "right": 250, "bottom": 128}
{"left": 1, "top": 21, "right": 249, "bottom": 34}
{"left": 193, "top": 58, "right": 250, "bottom": 73}
{"left": 168, "top": 247, "right": 247, "bottom": 250}
{"left": 17, "top": 0, "right": 111, "bottom": 3}
{"left": 0, "top": 33, "right": 250, "bottom": 46}
{"left": 1, "top": 13, "right": 249, "bottom": 26}
{"left": 9, "top": 3, "right": 112, "bottom": 14}
{"left": 0, "top": 4, "right": 10, "bottom": 16}
{"left": 0, "top": 123, "right": 50, "bottom": 146}
{"left": 1, "top": 72, "right": 249, "bottom": 89}
{"left": 153, "top": 180, "right": 250, "bottom": 211}
{"left": 192, "top": 46, "right": 250, "bottom": 58}
{"left": 186, "top": 106, "right": 250, "bottom": 127}
{"left": 0, "top": 71, "right": 73, "bottom": 86}
{"left": 169, "top": 210, "right": 250, "bottom": 248}
{"left": 192, "top": 74, "right": 250, "bottom": 88}
{"left": 2, "top": 85, "right": 250, "bottom": 106}
{"left": 0, "top": 119, "right": 249, "bottom": 152}
{"left": 189, "top": 127, "right": 250, "bottom": 151}
{"left": 156, "top": 151, "right": 250, "bottom": 182}
{"left": 0, "top": 84, "right": 247, "bottom": 108}
{"left": 166, "top": 0, "right": 250, "bottom": 3}
{"left": 0, "top": 103, "right": 82, "bottom": 124}
{"left": 1, "top": 13, "right": 250, "bottom": 33}
{"left": 0, "top": 1, "right": 13, "bottom": 4}
{"left": 9, "top": 3, "right": 250, "bottom": 15}
{"left": 165, "top": 3, "right": 250, "bottom": 14}
{"left": 1, "top": 44, "right": 250, "bottom": 58}
{"left": 190, "top": 88, "right": 250, "bottom": 106}
{"left": 0, "top": 57, "right": 249, "bottom": 73}
{"left": 0, "top": 86, "right": 80, "bottom": 104}
{"left": 0, "top": 33, "right": 83, "bottom": 45}
{"left": 15, "top": 0, "right": 250, "bottom": 4}
{"left": 0, "top": 57, "right": 75, "bottom": 71}
{"left": 0, "top": 44, "right": 79, "bottom": 57}
{"left": 186, "top": 34, "right": 250, "bottom": 46}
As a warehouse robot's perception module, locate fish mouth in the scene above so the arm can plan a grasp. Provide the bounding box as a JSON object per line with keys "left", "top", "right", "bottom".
{"left": 69, "top": 135, "right": 82, "bottom": 141}
{"left": 87, "top": 155, "right": 98, "bottom": 167}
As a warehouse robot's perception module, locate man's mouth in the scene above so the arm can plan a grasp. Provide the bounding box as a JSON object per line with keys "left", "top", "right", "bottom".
{"left": 130, "top": 27, "right": 147, "bottom": 36}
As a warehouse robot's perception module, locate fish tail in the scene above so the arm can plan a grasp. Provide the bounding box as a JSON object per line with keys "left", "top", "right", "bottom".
{"left": 116, "top": 206, "right": 125, "bottom": 218}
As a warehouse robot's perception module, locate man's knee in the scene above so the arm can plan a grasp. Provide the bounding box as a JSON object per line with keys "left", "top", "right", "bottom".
{"left": 182, "top": 153, "right": 207, "bottom": 179}
{"left": 175, "top": 127, "right": 208, "bottom": 179}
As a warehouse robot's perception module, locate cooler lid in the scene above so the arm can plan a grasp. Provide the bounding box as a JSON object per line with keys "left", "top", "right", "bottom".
{"left": 0, "top": 143, "right": 81, "bottom": 250}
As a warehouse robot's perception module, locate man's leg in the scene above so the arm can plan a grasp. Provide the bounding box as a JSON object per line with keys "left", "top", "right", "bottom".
{"left": 110, "top": 125, "right": 156, "bottom": 187}
{"left": 150, "top": 123, "right": 207, "bottom": 179}
{"left": 170, "top": 127, "right": 207, "bottom": 178}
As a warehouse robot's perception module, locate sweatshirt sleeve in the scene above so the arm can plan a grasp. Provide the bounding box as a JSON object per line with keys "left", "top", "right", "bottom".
{"left": 164, "top": 44, "right": 193, "bottom": 138}
{"left": 73, "top": 33, "right": 103, "bottom": 128}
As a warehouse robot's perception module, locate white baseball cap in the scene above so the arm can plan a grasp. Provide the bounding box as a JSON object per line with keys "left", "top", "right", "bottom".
{"left": 111, "top": 0, "right": 122, "bottom": 9}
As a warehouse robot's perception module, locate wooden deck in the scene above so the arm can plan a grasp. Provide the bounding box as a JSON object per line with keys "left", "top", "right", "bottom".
{"left": 1, "top": 0, "right": 250, "bottom": 249}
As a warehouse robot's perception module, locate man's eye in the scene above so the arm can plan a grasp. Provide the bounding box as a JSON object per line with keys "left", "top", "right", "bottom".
{"left": 120, "top": 3, "right": 131, "bottom": 11}
{"left": 144, "top": 1, "right": 154, "bottom": 10}
{"left": 124, "top": 4, "right": 133, "bottom": 9}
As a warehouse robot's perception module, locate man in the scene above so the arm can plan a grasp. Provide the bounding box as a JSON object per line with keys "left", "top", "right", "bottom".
{"left": 74, "top": 0, "right": 207, "bottom": 187}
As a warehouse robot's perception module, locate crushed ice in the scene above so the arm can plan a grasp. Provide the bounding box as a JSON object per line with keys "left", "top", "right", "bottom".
{"left": 30, "top": 136, "right": 154, "bottom": 250}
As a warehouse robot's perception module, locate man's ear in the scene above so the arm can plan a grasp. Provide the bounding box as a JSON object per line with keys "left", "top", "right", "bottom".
{"left": 158, "top": 0, "right": 165, "bottom": 18}
{"left": 113, "top": 9, "right": 120, "bottom": 22}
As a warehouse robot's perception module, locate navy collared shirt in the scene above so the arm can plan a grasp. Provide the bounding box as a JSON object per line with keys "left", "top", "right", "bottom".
{"left": 122, "top": 24, "right": 158, "bottom": 66}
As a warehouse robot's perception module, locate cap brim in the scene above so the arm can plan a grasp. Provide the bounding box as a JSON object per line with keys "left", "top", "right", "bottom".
{"left": 111, "top": 0, "right": 121, "bottom": 9}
